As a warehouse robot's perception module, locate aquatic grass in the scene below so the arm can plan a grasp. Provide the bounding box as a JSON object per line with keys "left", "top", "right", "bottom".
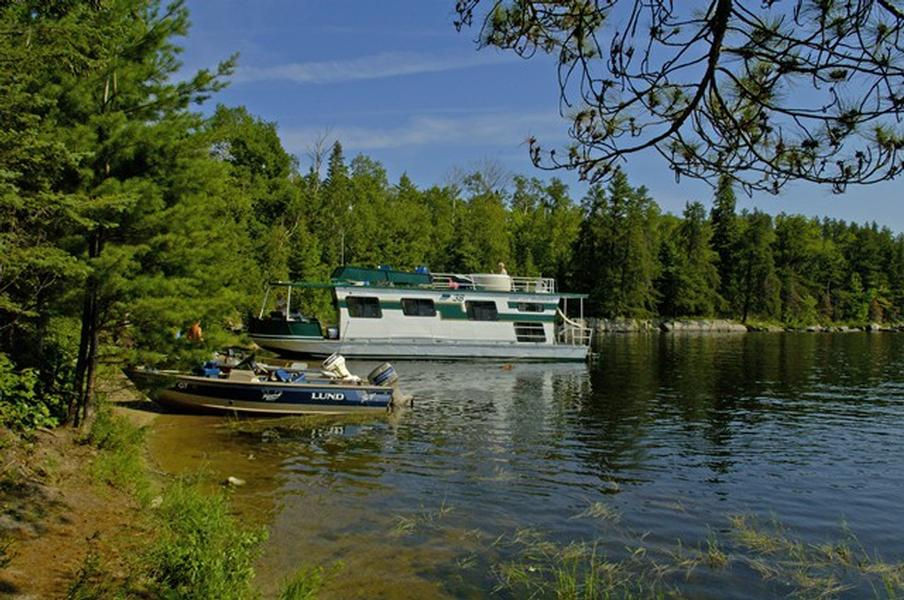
{"left": 788, "top": 569, "right": 850, "bottom": 599}
{"left": 705, "top": 531, "right": 729, "bottom": 569}
{"left": 278, "top": 562, "right": 343, "bottom": 600}
{"left": 729, "top": 514, "right": 793, "bottom": 555}
{"left": 727, "top": 514, "right": 904, "bottom": 598}
{"left": 486, "top": 514, "right": 904, "bottom": 599}
{"left": 745, "top": 556, "right": 781, "bottom": 580}
{"left": 456, "top": 551, "right": 478, "bottom": 570}
{"left": 664, "top": 539, "right": 703, "bottom": 579}
{"left": 457, "top": 527, "right": 485, "bottom": 543}
{"left": 573, "top": 500, "right": 621, "bottom": 523}
{"left": 389, "top": 498, "right": 453, "bottom": 538}
{"left": 876, "top": 573, "right": 904, "bottom": 600}
{"left": 390, "top": 515, "right": 418, "bottom": 538}
{"left": 145, "top": 479, "right": 267, "bottom": 600}
{"left": 492, "top": 535, "right": 671, "bottom": 600}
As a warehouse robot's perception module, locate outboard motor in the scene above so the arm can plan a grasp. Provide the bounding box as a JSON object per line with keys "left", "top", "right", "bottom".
{"left": 321, "top": 353, "right": 361, "bottom": 383}
{"left": 367, "top": 363, "right": 398, "bottom": 387}
{"left": 367, "top": 362, "right": 411, "bottom": 408}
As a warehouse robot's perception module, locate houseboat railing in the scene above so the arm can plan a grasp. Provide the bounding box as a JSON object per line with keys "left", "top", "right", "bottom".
{"left": 556, "top": 309, "right": 593, "bottom": 346}
{"left": 429, "top": 273, "right": 556, "bottom": 293}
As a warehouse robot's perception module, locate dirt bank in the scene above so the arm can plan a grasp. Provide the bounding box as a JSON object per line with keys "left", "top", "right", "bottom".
{"left": 0, "top": 380, "right": 158, "bottom": 598}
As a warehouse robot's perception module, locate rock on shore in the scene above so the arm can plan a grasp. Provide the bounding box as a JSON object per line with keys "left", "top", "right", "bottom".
{"left": 586, "top": 318, "right": 904, "bottom": 334}
{"left": 589, "top": 318, "right": 747, "bottom": 333}
{"left": 659, "top": 319, "right": 748, "bottom": 333}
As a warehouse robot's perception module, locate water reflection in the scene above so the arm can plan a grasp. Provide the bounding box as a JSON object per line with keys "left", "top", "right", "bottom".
{"left": 148, "top": 334, "right": 904, "bottom": 599}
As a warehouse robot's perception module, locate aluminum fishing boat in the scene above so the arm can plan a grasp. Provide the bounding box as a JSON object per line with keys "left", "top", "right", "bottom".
{"left": 126, "top": 354, "right": 403, "bottom": 415}
{"left": 248, "top": 266, "right": 593, "bottom": 361}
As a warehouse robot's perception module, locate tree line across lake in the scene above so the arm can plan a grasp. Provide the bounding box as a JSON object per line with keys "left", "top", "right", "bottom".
{"left": 1, "top": 1, "right": 903, "bottom": 427}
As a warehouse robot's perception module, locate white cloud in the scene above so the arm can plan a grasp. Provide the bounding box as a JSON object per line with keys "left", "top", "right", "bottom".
{"left": 279, "top": 111, "right": 570, "bottom": 153}
{"left": 234, "top": 50, "right": 513, "bottom": 84}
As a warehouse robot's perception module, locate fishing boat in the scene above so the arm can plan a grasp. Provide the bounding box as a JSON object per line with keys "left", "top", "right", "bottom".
{"left": 126, "top": 354, "right": 403, "bottom": 415}
{"left": 248, "top": 266, "right": 593, "bottom": 361}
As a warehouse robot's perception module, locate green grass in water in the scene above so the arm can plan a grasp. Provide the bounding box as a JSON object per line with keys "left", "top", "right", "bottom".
{"left": 146, "top": 479, "right": 267, "bottom": 600}
{"left": 278, "top": 563, "right": 343, "bottom": 600}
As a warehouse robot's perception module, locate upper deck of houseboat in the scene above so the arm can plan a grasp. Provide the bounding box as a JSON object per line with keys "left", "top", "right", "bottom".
{"left": 286, "top": 265, "right": 588, "bottom": 298}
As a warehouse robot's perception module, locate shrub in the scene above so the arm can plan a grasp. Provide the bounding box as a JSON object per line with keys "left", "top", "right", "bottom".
{"left": 0, "top": 353, "right": 58, "bottom": 430}
{"left": 85, "top": 408, "right": 151, "bottom": 504}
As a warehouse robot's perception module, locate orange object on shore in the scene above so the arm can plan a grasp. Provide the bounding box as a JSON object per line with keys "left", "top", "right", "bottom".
{"left": 187, "top": 320, "right": 203, "bottom": 342}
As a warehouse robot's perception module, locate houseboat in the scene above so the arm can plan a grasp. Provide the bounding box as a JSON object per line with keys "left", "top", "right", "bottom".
{"left": 248, "top": 266, "right": 593, "bottom": 361}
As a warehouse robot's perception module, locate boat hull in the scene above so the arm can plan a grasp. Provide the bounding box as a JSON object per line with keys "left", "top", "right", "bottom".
{"left": 126, "top": 370, "right": 393, "bottom": 416}
{"left": 248, "top": 336, "right": 589, "bottom": 361}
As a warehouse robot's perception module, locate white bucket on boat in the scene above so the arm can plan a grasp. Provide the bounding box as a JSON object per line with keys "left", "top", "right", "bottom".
{"left": 469, "top": 273, "right": 512, "bottom": 291}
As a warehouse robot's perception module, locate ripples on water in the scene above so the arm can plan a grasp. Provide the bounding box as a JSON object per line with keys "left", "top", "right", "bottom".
{"left": 150, "top": 333, "right": 904, "bottom": 598}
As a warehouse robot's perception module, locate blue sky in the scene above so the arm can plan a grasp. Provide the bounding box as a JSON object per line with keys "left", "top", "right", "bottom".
{"left": 179, "top": 0, "right": 902, "bottom": 230}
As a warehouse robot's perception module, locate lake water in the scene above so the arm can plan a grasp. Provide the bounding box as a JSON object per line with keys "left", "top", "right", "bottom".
{"left": 149, "top": 333, "right": 904, "bottom": 598}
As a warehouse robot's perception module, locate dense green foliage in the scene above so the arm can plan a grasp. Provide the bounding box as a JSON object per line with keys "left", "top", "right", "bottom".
{"left": 0, "top": 0, "right": 248, "bottom": 426}
{"left": 0, "top": 353, "right": 58, "bottom": 429}
{"left": 1, "top": 1, "right": 904, "bottom": 430}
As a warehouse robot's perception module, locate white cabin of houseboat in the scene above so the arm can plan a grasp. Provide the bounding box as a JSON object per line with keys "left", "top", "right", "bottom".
{"left": 248, "top": 266, "right": 592, "bottom": 361}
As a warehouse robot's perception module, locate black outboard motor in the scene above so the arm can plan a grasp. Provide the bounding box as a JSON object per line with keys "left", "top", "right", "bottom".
{"left": 367, "top": 363, "right": 398, "bottom": 387}
{"left": 367, "top": 363, "right": 410, "bottom": 407}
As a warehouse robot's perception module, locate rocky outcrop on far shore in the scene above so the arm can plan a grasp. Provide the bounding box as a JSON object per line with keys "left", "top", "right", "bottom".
{"left": 586, "top": 318, "right": 904, "bottom": 334}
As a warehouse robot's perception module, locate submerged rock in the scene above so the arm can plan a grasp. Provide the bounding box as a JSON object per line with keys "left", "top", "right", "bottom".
{"left": 224, "top": 476, "right": 246, "bottom": 487}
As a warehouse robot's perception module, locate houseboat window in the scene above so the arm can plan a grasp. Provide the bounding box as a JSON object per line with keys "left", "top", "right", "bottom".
{"left": 516, "top": 302, "right": 545, "bottom": 312}
{"left": 514, "top": 322, "right": 546, "bottom": 342}
{"left": 466, "top": 300, "right": 498, "bottom": 321}
{"left": 346, "top": 296, "right": 382, "bottom": 318}
{"left": 402, "top": 298, "right": 436, "bottom": 317}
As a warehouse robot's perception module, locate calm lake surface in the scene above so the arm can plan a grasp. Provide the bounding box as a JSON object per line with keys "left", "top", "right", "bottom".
{"left": 149, "top": 333, "right": 904, "bottom": 598}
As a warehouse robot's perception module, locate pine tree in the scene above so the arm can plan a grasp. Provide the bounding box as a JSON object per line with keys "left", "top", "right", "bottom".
{"left": 774, "top": 214, "right": 821, "bottom": 325}
{"left": 11, "top": 0, "right": 239, "bottom": 425}
{"left": 320, "top": 142, "right": 352, "bottom": 268}
{"left": 572, "top": 171, "right": 659, "bottom": 317}
{"left": 736, "top": 211, "right": 780, "bottom": 322}
{"left": 710, "top": 175, "right": 740, "bottom": 314}
{"left": 672, "top": 202, "right": 720, "bottom": 315}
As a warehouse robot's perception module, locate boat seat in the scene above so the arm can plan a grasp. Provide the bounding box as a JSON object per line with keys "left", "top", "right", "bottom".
{"left": 228, "top": 369, "right": 259, "bottom": 382}
{"left": 274, "top": 369, "right": 306, "bottom": 383}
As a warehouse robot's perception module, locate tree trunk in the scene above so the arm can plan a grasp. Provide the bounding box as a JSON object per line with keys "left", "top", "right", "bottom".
{"left": 741, "top": 260, "right": 753, "bottom": 323}
{"left": 69, "top": 279, "right": 94, "bottom": 424}
{"left": 71, "top": 230, "right": 101, "bottom": 428}
{"left": 80, "top": 318, "right": 99, "bottom": 426}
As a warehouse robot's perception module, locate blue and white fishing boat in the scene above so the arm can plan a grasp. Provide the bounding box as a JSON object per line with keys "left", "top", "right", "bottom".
{"left": 248, "top": 266, "right": 593, "bottom": 361}
{"left": 127, "top": 354, "right": 403, "bottom": 415}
